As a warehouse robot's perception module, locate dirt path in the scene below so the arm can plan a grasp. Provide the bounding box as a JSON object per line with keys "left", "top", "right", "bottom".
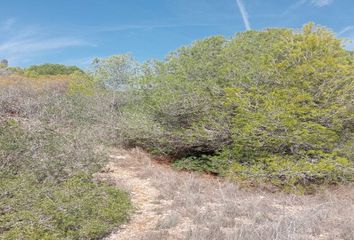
{"left": 95, "top": 151, "right": 167, "bottom": 240}
{"left": 95, "top": 148, "right": 354, "bottom": 240}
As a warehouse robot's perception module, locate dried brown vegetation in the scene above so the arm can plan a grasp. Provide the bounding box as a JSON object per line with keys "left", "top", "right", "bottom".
{"left": 100, "top": 148, "right": 354, "bottom": 240}
{"left": 0, "top": 81, "right": 132, "bottom": 239}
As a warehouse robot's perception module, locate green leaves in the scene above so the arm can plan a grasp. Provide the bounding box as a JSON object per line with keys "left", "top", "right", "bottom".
{"left": 93, "top": 54, "right": 140, "bottom": 90}
{"left": 112, "top": 23, "right": 353, "bottom": 191}
{"left": 0, "top": 173, "right": 131, "bottom": 239}
{"left": 25, "top": 64, "right": 83, "bottom": 76}
{"left": 218, "top": 23, "right": 354, "bottom": 190}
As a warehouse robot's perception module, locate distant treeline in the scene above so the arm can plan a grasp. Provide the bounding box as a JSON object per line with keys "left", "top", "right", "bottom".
{"left": 6, "top": 63, "right": 84, "bottom": 77}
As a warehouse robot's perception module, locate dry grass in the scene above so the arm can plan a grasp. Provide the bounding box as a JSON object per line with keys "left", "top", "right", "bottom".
{"left": 0, "top": 78, "right": 128, "bottom": 181}
{"left": 0, "top": 77, "right": 136, "bottom": 239}
{"left": 0, "top": 74, "right": 71, "bottom": 89}
{"left": 107, "top": 148, "right": 354, "bottom": 240}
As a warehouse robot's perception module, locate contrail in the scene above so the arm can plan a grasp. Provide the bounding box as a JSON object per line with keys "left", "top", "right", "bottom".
{"left": 236, "top": 0, "right": 251, "bottom": 30}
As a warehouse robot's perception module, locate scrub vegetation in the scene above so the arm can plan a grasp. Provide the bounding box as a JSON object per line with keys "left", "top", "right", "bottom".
{"left": 0, "top": 23, "right": 353, "bottom": 239}
{"left": 0, "top": 79, "right": 132, "bottom": 239}
{"left": 113, "top": 23, "right": 354, "bottom": 192}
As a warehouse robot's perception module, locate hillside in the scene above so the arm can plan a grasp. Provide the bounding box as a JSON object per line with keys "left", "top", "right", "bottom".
{"left": 0, "top": 23, "right": 353, "bottom": 240}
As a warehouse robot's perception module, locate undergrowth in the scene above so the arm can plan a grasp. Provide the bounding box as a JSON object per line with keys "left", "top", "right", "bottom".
{"left": 0, "top": 84, "right": 132, "bottom": 239}
{"left": 0, "top": 173, "right": 131, "bottom": 240}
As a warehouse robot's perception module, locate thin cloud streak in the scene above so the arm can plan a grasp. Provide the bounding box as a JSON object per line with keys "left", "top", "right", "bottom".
{"left": 0, "top": 19, "right": 220, "bottom": 66}
{"left": 311, "top": 0, "right": 334, "bottom": 7}
{"left": 282, "top": 0, "right": 334, "bottom": 16}
{"left": 235, "top": 0, "right": 251, "bottom": 30}
{"left": 338, "top": 25, "right": 354, "bottom": 35}
{"left": 0, "top": 37, "right": 92, "bottom": 65}
{"left": 0, "top": 38, "right": 92, "bottom": 54}
{"left": 337, "top": 25, "right": 354, "bottom": 50}
{"left": 82, "top": 23, "right": 221, "bottom": 33}
{"left": 282, "top": 0, "right": 307, "bottom": 16}
{"left": 341, "top": 35, "right": 354, "bottom": 50}
{"left": 0, "top": 20, "right": 93, "bottom": 65}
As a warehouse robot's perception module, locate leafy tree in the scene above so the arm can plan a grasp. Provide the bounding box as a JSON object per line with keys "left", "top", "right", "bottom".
{"left": 218, "top": 23, "right": 354, "bottom": 189}
{"left": 119, "top": 36, "right": 231, "bottom": 157}
{"left": 92, "top": 54, "right": 140, "bottom": 90}
{"left": 108, "top": 23, "right": 354, "bottom": 191}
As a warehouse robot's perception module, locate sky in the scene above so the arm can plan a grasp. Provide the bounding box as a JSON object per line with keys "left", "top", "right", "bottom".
{"left": 0, "top": 0, "right": 353, "bottom": 67}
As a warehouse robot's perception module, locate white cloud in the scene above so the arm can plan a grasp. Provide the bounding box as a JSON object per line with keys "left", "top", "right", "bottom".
{"left": 311, "top": 0, "right": 334, "bottom": 7}
{"left": 0, "top": 19, "right": 218, "bottom": 66}
{"left": 0, "top": 21, "right": 93, "bottom": 65}
{"left": 235, "top": 0, "right": 251, "bottom": 31}
{"left": 0, "top": 38, "right": 92, "bottom": 55}
{"left": 283, "top": 0, "right": 334, "bottom": 15}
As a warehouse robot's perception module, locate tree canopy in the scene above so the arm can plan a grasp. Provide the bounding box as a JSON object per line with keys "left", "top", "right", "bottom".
{"left": 113, "top": 23, "right": 353, "bottom": 192}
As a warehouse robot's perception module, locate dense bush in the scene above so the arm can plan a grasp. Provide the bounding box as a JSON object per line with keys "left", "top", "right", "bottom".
{"left": 0, "top": 118, "right": 104, "bottom": 181}
{"left": 0, "top": 173, "right": 131, "bottom": 239}
{"left": 117, "top": 36, "right": 231, "bottom": 156}
{"left": 25, "top": 64, "right": 83, "bottom": 76}
{"left": 0, "top": 84, "right": 132, "bottom": 238}
{"left": 116, "top": 23, "right": 354, "bottom": 191}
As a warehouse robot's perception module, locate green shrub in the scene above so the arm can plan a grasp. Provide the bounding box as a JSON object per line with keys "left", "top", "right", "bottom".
{"left": 6, "top": 67, "right": 24, "bottom": 74}
{"left": 227, "top": 153, "right": 353, "bottom": 193}
{"left": 0, "top": 86, "right": 133, "bottom": 239}
{"left": 118, "top": 36, "right": 231, "bottom": 157}
{"left": 0, "top": 119, "right": 31, "bottom": 174}
{"left": 0, "top": 118, "right": 104, "bottom": 182}
{"left": 68, "top": 71, "right": 97, "bottom": 96}
{"left": 0, "top": 173, "right": 131, "bottom": 240}
{"left": 173, "top": 155, "right": 217, "bottom": 173}
{"left": 114, "top": 23, "right": 353, "bottom": 191}
{"left": 24, "top": 64, "right": 83, "bottom": 76}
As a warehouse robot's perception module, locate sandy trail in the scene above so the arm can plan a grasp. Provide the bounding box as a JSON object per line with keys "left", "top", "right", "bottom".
{"left": 95, "top": 150, "right": 172, "bottom": 240}
{"left": 95, "top": 148, "right": 354, "bottom": 240}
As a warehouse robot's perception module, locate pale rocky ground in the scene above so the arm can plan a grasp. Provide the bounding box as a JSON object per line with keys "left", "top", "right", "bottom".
{"left": 95, "top": 148, "right": 354, "bottom": 240}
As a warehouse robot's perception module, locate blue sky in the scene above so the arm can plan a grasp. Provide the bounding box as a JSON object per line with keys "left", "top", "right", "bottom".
{"left": 0, "top": 0, "right": 353, "bottom": 67}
